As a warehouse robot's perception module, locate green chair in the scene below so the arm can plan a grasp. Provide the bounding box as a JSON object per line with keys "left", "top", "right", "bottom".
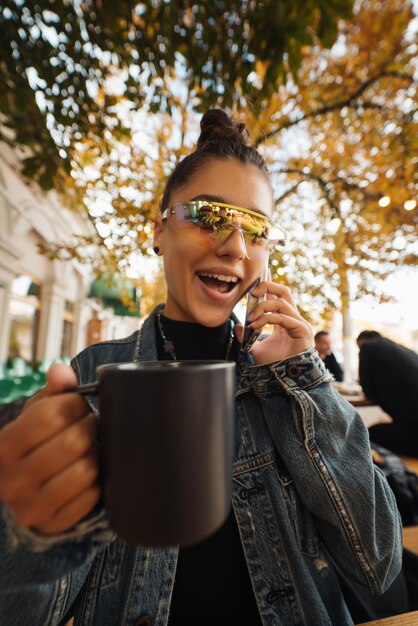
{"left": 37, "top": 358, "right": 54, "bottom": 373}
{"left": 33, "top": 370, "right": 47, "bottom": 387}
{"left": 14, "top": 374, "right": 41, "bottom": 399}
{"left": 0, "top": 379, "right": 18, "bottom": 405}
{"left": 10, "top": 357, "right": 32, "bottom": 377}
{"left": 0, "top": 364, "right": 9, "bottom": 380}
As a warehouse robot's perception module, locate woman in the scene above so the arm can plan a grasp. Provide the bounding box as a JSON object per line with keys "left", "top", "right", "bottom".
{"left": 0, "top": 110, "right": 402, "bottom": 626}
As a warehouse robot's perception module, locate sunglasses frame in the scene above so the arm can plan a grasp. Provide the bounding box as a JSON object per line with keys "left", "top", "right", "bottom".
{"left": 161, "top": 200, "right": 286, "bottom": 247}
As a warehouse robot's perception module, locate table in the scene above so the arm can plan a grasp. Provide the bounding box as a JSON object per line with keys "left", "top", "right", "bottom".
{"left": 399, "top": 455, "right": 418, "bottom": 476}
{"left": 342, "top": 394, "right": 373, "bottom": 407}
{"left": 333, "top": 385, "right": 393, "bottom": 429}
{"left": 356, "top": 610, "right": 418, "bottom": 625}
{"left": 355, "top": 405, "right": 393, "bottom": 429}
{"left": 403, "top": 525, "right": 418, "bottom": 556}
{"left": 337, "top": 396, "right": 393, "bottom": 429}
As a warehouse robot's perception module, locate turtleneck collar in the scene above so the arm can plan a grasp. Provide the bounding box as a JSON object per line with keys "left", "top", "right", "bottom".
{"left": 155, "top": 313, "right": 238, "bottom": 361}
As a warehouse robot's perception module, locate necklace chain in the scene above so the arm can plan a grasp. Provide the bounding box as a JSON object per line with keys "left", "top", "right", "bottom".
{"left": 157, "top": 311, "right": 234, "bottom": 361}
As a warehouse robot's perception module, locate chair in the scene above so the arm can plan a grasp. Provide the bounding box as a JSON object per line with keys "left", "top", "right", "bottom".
{"left": 14, "top": 374, "right": 41, "bottom": 399}
{"left": 0, "top": 379, "right": 18, "bottom": 405}
{"left": 9, "top": 357, "right": 32, "bottom": 377}
{"left": 37, "top": 358, "right": 54, "bottom": 373}
{"left": 33, "top": 370, "right": 47, "bottom": 387}
{"left": 0, "top": 364, "right": 9, "bottom": 380}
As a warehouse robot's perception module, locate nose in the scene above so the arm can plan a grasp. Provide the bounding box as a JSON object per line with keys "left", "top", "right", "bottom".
{"left": 215, "top": 228, "right": 248, "bottom": 259}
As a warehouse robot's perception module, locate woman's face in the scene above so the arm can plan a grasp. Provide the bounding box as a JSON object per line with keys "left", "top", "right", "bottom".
{"left": 154, "top": 157, "right": 275, "bottom": 326}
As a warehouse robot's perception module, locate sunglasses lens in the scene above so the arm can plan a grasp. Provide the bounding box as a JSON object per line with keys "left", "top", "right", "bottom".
{"left": 170, "top": 202, "right": 285, "bottom": 258}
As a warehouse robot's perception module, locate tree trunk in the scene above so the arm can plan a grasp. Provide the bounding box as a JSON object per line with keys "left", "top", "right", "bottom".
{"left": 342, "top": 307, "right": 354, "bottom": 383}
{"left": 339, "top": 263, "right": 355, "bottom": 383}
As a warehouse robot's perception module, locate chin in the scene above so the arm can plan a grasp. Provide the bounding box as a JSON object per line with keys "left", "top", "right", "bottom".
{"left": 193, "top": 308, "right": 231, "bottom": 328}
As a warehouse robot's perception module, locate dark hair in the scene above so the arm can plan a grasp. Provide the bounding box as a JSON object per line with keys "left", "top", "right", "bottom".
{"left": 314, "top": 331, "right": 330, "bottom": 341}
{"left": 357, "top": 330, "right": 382, "bottom": 342}
{"left": 160, "top": 109, "right": 269, "bottom": 211}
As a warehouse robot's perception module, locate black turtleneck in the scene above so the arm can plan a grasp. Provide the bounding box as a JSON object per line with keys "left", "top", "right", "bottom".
{"left": 155, "top": 313, "right": 262, "bottom": 626}
{"left": 155, "top": 313, "right": 240, "bottom": 362}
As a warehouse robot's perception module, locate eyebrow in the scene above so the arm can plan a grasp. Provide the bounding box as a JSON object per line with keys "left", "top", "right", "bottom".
{"left": 190, "top": 194, "right": 269, "bottom": 218}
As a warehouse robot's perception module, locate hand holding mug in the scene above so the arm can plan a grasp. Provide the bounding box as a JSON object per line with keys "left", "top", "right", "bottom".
{"left": 0, "top": 364, "right": 100, "bottom": 535}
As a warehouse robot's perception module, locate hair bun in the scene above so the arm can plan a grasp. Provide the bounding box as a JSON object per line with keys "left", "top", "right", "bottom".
{"left": 197, "top": 109, "right": 250, "bottom": 149}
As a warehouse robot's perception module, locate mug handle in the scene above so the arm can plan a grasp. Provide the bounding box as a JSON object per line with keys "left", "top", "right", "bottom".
{"left": 74, "top": 382, "right": 99, "bottom": 396}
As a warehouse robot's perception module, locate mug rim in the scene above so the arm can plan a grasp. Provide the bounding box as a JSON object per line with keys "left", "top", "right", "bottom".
{"left": 97, "top": 360, "right": 236, "bottom": 374}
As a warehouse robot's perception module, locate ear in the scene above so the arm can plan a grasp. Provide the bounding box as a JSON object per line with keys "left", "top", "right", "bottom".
{"left": 153, "top": 215, "right": 164, "bottom": 253}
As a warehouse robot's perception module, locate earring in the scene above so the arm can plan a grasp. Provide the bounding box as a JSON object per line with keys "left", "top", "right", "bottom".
{"left": 153, "top": 246, "right": 160, "bottom": 255}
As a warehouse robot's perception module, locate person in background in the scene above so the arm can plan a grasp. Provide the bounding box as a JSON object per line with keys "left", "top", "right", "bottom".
{"left": 357, "top": 330, "right": 418, "bottom": 457}
{"left": 314, "top": 330, "right": 344, "bottom": 382}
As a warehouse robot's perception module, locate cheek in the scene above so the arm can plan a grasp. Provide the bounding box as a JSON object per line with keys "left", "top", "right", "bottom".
{"left": 162, "top": 237, "right": 206, "bottom": 290}
{"left": 164, "top": 227, "right": 214, "bottom": 260}
{"left": 170, "top": 224, "right": 215, "bottom": 255}
{"left": 246, "top": 258, "right": 267, "bottom": 282}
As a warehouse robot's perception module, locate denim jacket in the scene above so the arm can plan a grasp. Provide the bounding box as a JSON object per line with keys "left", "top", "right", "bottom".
{"left": 0, "top": 306, "right": 402, "bottom": 626}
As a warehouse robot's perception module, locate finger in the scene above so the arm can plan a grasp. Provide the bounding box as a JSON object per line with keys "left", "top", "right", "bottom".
{"left": 233, "top": 324, "right": 245, "bottom": 343}
{"left": 26, "top": 364, "right": 78, "bottom": 408}
{"left": 34, "top": 483, "right": 102, "bottom": 535}
{"left": 248, "top": 298, "right": 303, "bottom": 324}
{"left": 0, "top": 392, "right": 90, "bottom": 464}
{"left": 11, "top": 448, "right": 100, "bottom": 529}
{"left": 0, "top": 414, "right": 98, "bottom": 502}
{"left": 249, "top": 312, "right": 311, "bottom": 336}
{"left": 251, "top": 282, "right": 296, "bottom": 307}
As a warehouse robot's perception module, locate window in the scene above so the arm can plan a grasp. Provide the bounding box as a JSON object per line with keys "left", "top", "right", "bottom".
{"left": 61, "top": 300, "right": 74, "bottom": 358}
{"left": 8, "top": 276, "right": 40, "bottom": 365}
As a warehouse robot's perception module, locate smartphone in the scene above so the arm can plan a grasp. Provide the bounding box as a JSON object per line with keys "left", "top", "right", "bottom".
{"left": 234, "top": 262, "right": 270, "bottom": 352}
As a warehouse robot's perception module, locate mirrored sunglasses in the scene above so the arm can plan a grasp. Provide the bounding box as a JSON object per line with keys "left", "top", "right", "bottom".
{"left": 161, "top": 200, "right": 285, "bottom": 259}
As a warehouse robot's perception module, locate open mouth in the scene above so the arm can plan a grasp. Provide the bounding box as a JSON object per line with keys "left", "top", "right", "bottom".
{"left": 197, "top": 272, "right": 240, "bottom": 294}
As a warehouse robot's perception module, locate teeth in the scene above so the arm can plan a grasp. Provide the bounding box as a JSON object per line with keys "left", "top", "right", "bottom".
{"left": 199, "top": 272, "right": 239, "bottom": 283}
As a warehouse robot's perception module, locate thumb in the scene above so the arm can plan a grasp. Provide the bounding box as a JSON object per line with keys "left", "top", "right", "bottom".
{"left": 26, "top": 363, "right": 77, "bottom": 406}
{"left": 46, "top": 363, "right": 77, "bottom": 393}
{"left": 234, "top": 323, "right": 244, "bottom": 344}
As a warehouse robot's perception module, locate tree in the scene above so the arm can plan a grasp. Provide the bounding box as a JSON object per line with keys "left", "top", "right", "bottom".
{"left": 230, "top": 0, "right": 417, "bottom": 376}
{"left": 0, "top": 0, "right": 352, "bottom": 189}
{"left": 37, "top": 103, "right": 198, "bottom": 275}
{"left": 2, "top": 0, "right": 416, "bottom": 344}
{"left": 137, "top": 264, "right": 167, "bottom": 317}
{"left": 240, "top": 0, "right": 417, "bottom": 319}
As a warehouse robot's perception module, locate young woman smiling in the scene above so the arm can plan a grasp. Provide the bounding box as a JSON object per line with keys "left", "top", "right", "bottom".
{"left": 0, "top": 109, "right": 402, "bottom": 626}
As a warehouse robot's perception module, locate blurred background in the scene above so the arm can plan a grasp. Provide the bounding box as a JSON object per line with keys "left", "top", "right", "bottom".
{"left": 0, "top": 0, "right": 416, "bottom": 396}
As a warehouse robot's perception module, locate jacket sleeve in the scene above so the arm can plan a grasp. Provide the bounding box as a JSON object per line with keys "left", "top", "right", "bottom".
{"left": 0, "top": 501, "right": 104, "bottom": 625}
{"left": 0, "top": 352, "right": 115, "bottom": 622}
{"left": 0, "top": 501, "right": 110, "bottom": 589}
{"left": 244, "top": 348, "right": 402, "bottom": 595}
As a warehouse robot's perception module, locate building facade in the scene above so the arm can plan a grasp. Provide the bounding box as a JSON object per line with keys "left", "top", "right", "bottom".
{"left": 0, "top": 142, "right": 138, "bottom": 366}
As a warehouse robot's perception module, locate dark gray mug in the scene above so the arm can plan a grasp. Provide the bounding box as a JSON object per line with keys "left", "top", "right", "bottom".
{"left": 78, "top": 360, "right": 235, "bottom": 547}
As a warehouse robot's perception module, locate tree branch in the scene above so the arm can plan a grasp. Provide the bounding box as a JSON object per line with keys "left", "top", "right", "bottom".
{"left": 274, "top": 182, "right": 302, "bottom": 206}
{"left": 271, "top": 167, "right": 359, "bottom": 256}
{"left": 272, "top": 167, "right": 342, "bottom": 219}
{"left": 254, "top": 70, "right": 416, "bottom": 147}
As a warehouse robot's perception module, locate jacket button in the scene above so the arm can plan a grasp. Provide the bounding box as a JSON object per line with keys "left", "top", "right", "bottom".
{"left": 134, "top": 617, "right": 152, "bottom": 626}
{"left": 239, "top": 488, "right": 250, "bottom": 500}
{"left": 286, "top": 364, "right": 302, "bottom": 379}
